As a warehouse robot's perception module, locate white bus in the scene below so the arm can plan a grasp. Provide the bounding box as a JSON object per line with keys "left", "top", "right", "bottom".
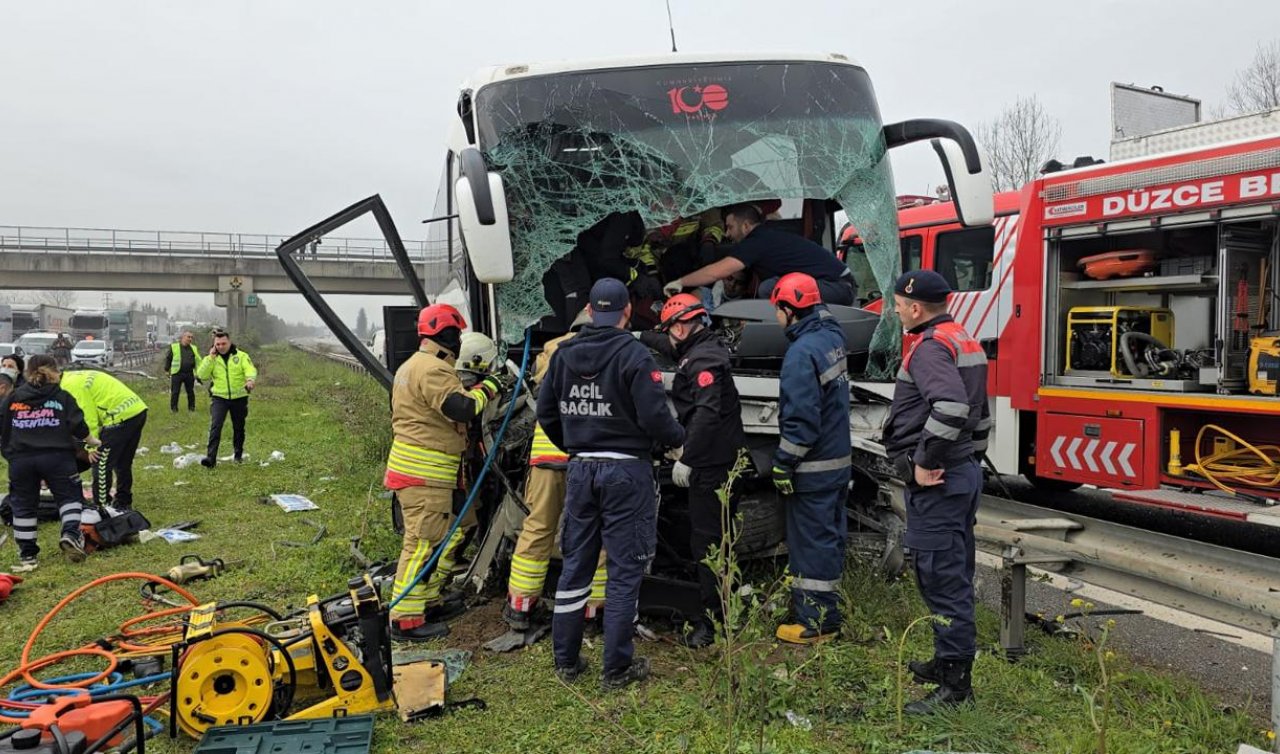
{"left": 279, "top": 51, "right": 993, "bottom": 608}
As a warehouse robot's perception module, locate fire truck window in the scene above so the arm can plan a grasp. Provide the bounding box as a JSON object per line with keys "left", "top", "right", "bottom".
{"left": 901, "top": 234, "right": 922, "bottom": 272}
{"left": 934, "top": 226, "right": 995, "bottom": 292}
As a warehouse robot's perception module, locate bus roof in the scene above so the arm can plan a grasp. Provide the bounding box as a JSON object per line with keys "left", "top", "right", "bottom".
{"left": 463, "top": 51, "right": 863, "bottom": 89}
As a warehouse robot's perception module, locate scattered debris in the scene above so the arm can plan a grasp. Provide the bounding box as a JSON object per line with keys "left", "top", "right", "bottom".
{"left": 155, "top": 528, "right": 201, "bottom": 543}
{"left": 484, "top": 626, "right": 549, "bottom": 653}
{"left": 174, "top": 481, "right": 190, "bottom": 487}
{"left": 143, "top": 464, "right": 164, "bottom": 470}
{"left": 318, "top": 476, "right": 337, "bottom": 482}
{"left": 173, "top": 453, "right": 204, "bottom": 469}
{"left": 137, "top": 446, "right": 149, "bottom": 455}
{"left": 784, "top": 710, "right": 812, "bottom": 730}
{"left": 269, "top": 450, "right": 286, "bottom": 462}
{"left": 269, "top": 494, "right": 318, "bottom": 512}
{"left": 160, "top": 442, "right": 183, "bottom": 455}
{"left": 275, "top": 519, "right": 326, "bottom": 548}
{"left": 219, "top": 453, "right": 250, "bottom": 462}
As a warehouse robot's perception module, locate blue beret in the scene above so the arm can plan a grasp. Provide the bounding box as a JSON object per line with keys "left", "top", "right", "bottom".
{"left": 893, "top": 270, "right": 951, "bottom": 304}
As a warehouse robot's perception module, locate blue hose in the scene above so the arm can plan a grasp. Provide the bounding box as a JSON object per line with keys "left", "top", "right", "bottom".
{"left": 388, "top": 328, "right": 533, "bottom": 611}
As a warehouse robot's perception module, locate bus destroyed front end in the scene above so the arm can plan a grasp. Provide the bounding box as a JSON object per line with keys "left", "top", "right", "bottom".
{"left": 471, "top": 59, "right": 907, "bottom": 377}
{"left": 275, "top": 55, "right": 991, "bottom": 629}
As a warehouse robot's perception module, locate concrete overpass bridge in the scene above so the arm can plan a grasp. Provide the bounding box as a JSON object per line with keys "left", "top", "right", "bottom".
{"left": 0, "top": 225, "right": 438, "bottom": 295}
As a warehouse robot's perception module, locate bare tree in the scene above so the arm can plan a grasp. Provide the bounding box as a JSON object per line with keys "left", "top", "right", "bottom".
{"left": 34, "top": 290, "right": 78, "bottom": 308}
{"left": 975, "top": 95, "right": 1063, "bottom": 192}
{"left": 1225, "top": 40, "right": 1280, "bottom": 115}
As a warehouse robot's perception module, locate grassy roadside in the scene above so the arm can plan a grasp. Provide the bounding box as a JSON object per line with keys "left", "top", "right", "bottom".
{"left": 1, "top": 346, "right": 1272, "bottom": 753}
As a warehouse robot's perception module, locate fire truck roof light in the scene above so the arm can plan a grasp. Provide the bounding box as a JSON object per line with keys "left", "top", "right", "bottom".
{"left": 1041, "top": 148, "right": 1280, "bottom": 202}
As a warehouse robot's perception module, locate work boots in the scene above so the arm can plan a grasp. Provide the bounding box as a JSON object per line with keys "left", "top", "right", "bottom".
{"left": 601, "top": 656, "right": 650, "bottom": 691}
{"left": 905, "top": 658, "right": 974, "bottom": 715}
{"left": 390, "top": 617, "right": 450, "bottom": 642}
{"left": 908, "top": 657, "right": 942, "bottom": 685}
{"left": 502, "top": 602, "right": 532, "bottom": 631}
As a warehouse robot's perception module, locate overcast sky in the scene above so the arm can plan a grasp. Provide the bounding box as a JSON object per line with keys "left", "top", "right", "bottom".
{"left": 3, "top": 1, "right": 1278, "bottom": 327}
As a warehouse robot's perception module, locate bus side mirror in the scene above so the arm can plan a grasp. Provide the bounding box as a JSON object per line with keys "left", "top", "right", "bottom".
{"left": 456, "top": 147, "right": 515, "bottom": 283}
{"left": 932, "top": 138, "right": 994, "bottom": 228}
{"left": 883, "top": 119, "right": 994, "bottom": 228}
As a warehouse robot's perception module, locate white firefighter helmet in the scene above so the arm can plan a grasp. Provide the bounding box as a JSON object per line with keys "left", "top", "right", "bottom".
{"left": 456, "top": 332, "right": 499, "bottom": 375}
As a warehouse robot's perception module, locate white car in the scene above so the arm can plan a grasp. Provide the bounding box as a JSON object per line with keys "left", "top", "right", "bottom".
{"left": 0, "top": 343, "right": 19, "bottom": 358}
{"left": 71, "top": 339, "right": 114, "bottom": 367}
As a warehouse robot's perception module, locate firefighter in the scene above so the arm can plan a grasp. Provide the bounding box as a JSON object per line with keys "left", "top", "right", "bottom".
{"left": 536, "top": 278, "right": 685, "bottom": 689}
{"left": 60, "top": 369, "right": 148, "bottom": 512}
{"left": 768, "top": 273, "right": 852, "bottom": 644}
{"left": 639, "top": 294, "right": 745, "bottom": 648}
{"left": 882, "top": 270, "right": 989, "bottom": 713}
{"left": 384, "top": 304, "right": 506, "bottom": 641}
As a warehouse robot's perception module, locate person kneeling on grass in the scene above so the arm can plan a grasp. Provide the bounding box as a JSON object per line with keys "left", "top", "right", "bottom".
{"left": 0, "top": 355, "right": 101, "bottom": 572}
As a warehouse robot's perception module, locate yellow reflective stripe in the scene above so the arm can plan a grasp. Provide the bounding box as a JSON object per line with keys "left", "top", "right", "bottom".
{"left": 509, "top": 554, "right": 550, "bottom": 595}
{"left": 391, "top": 539, "right": 435, "bottom": 615}
{"left": 424, "top": 527, "right": 466, "bottom": 603}
{"left": 467, "top": 387, "right": 490, "bottom": 414}
{"left": 388, "top": 441, "right": 460, "bottom": 481}
{"left": 530, "top": 424, "right": 566, "bottom": 455}
{"left": 590, "top": 564, "right": 607, "bottom": 601}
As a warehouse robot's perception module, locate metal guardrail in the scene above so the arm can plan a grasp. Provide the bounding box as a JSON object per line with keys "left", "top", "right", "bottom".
{"left": 943, "top": 489, "right": 1280, "bottom": 745}
{"left": 0, "top": 224, "right": 443, "bottom": 263}
{"left": 290, "top": 341, "right": 369, "bottom": 374}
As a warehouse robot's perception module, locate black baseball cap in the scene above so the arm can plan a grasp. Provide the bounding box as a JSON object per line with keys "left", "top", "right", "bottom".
{"left": 589, "top": 278, "right": 630, "bottom": 326}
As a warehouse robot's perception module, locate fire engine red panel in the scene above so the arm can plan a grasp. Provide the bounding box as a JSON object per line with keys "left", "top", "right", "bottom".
{"left": 1036, "top": 413, "right": 1147, "bottom": 488}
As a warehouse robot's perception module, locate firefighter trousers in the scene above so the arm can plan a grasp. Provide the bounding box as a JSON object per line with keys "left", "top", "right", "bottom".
{"left": 508, "top": 465, "right": 606, "bottom": 613}
{"left": 390, "top": 485, "right": 475, "bottom": 621}
{"left": 553, "top": 458, "right": 656, "bottom": 677}
{"left": 785, "top": 484, "right": 847, "bottom": 632}
{"left": 905, "top": 457, "right": 981, "bottom": 660}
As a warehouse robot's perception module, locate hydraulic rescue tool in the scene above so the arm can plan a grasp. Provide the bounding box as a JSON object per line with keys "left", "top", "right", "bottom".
{"left": 169, "top": 575, "right": 394, "bottom": 739}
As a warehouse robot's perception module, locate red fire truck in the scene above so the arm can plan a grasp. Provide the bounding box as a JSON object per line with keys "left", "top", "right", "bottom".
{"left": 858, "top": 135, "right": 1280, "bottom": 524}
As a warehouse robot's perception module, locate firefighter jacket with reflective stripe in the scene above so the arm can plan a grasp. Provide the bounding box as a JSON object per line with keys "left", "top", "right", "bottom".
{"left": 772, "top": 307, "right": 852, "bottom": 491}
{"left": 195, "top": 347, "right": 258, "bottom": 399}
{"left": 166, "top": 342, "right": 200, "bottom": 375}
{"left": 385, "top": 339, "right": 492, "bottom": 489}
{"left": 536, "top": 325, "right": 685, "bottom": 459}
{"left": 60, "top": 370, "right": 148, "bottom": 438}
{"left": 528, "top": 331, "right": 574, "bottom": 468}
{"left": 640, "top": 327, "right": 744, "bottom": 469}
{"left": 883, "top": 314, "right": 990, "bottom": 470}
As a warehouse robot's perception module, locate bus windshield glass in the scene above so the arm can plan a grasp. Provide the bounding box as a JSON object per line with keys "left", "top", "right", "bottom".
{"left": 71, "top": 314, "right": 109, "bottom": 331}
{"left": 474, "top": 60, "right": 902, "bottom": 370}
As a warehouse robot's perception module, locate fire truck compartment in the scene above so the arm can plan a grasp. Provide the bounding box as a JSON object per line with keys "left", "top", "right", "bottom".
{"left": 1160, "top": 408, "right": 1280, "bottom": 498}
{"left": 1046, "top": 218, "right": 1278, "bottom": 398}
{"left": 1035, "top": 412, "right": 1147, "bottom": 487}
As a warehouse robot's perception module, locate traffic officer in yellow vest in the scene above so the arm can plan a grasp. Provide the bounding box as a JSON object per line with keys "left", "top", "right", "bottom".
{"left": 385, "top": 304, "right": 506, "bottom": 641}
{"left": 165, "top": 331, "right": 201, "bottom": 413}
{"left": 196, "top": 329, "right": 258, "bottom": 468}
{"left": 61, "top": 369, "right": 149, "bottom": 511}
{"left": 488, "top": 311, "right": 609, "bottom": 652}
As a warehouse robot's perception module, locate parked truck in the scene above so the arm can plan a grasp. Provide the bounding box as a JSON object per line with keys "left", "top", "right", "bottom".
{"left": 69, "top": 309, "right": 112, "bottom": 343}
{"left": 108, "top": 309, "right": 149, "bottom": 351}
{"left": 146, "top": 313, "right": 170, "bottom": 346}
{"left": 10, "top": 304, "right": 75, "bottom": 338}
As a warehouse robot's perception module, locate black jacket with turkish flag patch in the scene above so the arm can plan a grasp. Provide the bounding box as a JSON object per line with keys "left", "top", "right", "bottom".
{"left": 642, "top": 327, "right": 744, "bottom": 468}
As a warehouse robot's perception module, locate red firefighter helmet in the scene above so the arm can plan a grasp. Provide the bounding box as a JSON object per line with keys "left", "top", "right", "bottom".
{"left": 657, "top": 293, "right": 707, "bottom": 332}
{"left": 417, "top": 304, "right": 467, "bottom": 337}
{"left": 769, "top": 272, "right": 822, "bottom": 310}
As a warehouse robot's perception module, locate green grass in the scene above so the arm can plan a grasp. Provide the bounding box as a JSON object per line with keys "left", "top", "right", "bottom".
{"left": 1, "top": 346, "right": 1273, "bottom": 753}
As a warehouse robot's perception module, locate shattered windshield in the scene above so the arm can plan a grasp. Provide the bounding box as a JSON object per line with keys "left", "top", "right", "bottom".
{"left": 474, "top": 60, "right": 903, "bottom": 377}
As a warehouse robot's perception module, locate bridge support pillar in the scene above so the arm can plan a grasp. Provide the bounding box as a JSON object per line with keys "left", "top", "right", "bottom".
{"left": 215, "top": 276, "right": 252, "bottom": 337}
